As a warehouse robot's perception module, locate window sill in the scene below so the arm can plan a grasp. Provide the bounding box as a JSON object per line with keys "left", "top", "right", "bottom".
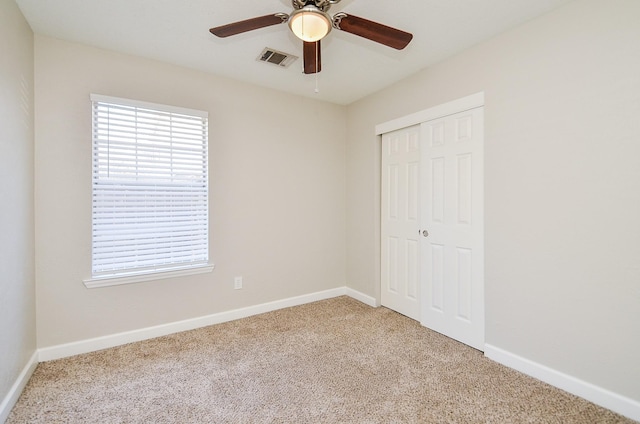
{"left": 83, "top": 264, "right": 215, "bottom": 289}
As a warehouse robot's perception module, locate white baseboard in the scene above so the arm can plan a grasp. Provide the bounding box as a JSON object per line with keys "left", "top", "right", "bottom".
{"left": 485, "top": 344, "right": 640, "bottom": 422}
{"left": 345, "top": 287, "right": 378, "bottom": 307}
{"left": 0, "top": 351, "right": 38, "bottom": 424}
{"left": 39, "top": 286, "right": 374, "bottom": 362}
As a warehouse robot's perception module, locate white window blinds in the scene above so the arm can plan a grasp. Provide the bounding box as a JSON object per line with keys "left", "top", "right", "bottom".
{"left": 91, "top": 94, "right": 209, "bottom": 279}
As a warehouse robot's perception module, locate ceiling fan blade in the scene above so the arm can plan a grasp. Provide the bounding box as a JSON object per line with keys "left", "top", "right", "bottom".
{"left": 210, "top": 14, "right": 288, "bottom": 38}
{"left": 303, "top": 41, "right": 322, "bottom": 74}
{"left": 333, "top": 14, "right": 413, "bottom": 50}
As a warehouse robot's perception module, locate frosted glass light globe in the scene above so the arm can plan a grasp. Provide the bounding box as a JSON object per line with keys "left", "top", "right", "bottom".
{"left": 289, "top": 7, "right": 332, "bottom": 42}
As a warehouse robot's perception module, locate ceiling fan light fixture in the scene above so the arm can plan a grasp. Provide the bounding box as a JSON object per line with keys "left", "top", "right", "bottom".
{"left": 288, "top": 6, "right": 332, "bottom": 42}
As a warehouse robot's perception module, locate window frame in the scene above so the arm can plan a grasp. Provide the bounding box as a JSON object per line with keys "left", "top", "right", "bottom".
{"left": 84, "top": 94, "right": 213, "bottom": 289}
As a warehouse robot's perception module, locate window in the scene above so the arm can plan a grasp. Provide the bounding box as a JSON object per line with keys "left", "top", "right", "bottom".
{"left": 86, "top": 94, "right": 211, "bottom": 288}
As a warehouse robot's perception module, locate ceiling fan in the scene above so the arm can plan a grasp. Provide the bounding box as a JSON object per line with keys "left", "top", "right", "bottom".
{"left": 209, "top": 0, "right": 413, "bottom": 74}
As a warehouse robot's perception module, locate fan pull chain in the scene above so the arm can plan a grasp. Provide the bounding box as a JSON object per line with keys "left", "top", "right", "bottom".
{"left": 314, "top": 41, "right": 320, "bottom": 93}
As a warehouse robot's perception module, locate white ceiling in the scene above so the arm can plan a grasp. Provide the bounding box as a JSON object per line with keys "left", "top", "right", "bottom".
{"left": 16, "top": 0, "right": 574, "bottom": 105}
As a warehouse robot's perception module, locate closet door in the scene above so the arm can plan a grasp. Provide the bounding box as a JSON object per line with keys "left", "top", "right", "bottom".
{"left": 421, "top": 107, "right": 484, "bottom": 350}
{"left": 381, "top": 125, "right": 421, "bottom": 320}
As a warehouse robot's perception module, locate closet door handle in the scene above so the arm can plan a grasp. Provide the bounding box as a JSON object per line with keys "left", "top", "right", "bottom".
{"left": 422, "top": 230, "right": 429, "bottom": 238}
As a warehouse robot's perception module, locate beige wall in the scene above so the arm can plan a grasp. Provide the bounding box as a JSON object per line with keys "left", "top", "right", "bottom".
{"left": 0, "top": 0, "right": 36, "bottom": 407}
{"left": 34, "top": 36, "right": 347, "bottom": 347}
{"left": 347, "top": 0, "right": 640, "bottom": 402}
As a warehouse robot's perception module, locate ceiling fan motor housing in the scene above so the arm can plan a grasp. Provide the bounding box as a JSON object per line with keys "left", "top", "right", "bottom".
{"left": 292, "top": 0, "right": 340, "bottom": 13}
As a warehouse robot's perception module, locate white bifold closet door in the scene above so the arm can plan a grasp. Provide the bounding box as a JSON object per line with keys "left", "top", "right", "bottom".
{"left": 381, "top": 106, "right": 484, "bottom": 351}
{"left": 421, "top": 107, "right": 484, "bottom": 351}
{"left": 381, "top": 125, "right": 421, "bottom": 321}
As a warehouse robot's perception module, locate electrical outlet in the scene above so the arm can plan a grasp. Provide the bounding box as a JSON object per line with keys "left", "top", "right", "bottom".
{"left": 234, "top": 276, "right": 243, "bottom": 290}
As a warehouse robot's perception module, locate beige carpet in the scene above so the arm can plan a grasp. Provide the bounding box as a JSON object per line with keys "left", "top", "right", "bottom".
{"left": 8, "top": 296, "right": 635, "bottom": 423}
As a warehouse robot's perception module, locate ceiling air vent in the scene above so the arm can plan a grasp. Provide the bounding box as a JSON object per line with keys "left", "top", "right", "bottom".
{"left": 257, "top": 48, "right": 298, "bottom": 68}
